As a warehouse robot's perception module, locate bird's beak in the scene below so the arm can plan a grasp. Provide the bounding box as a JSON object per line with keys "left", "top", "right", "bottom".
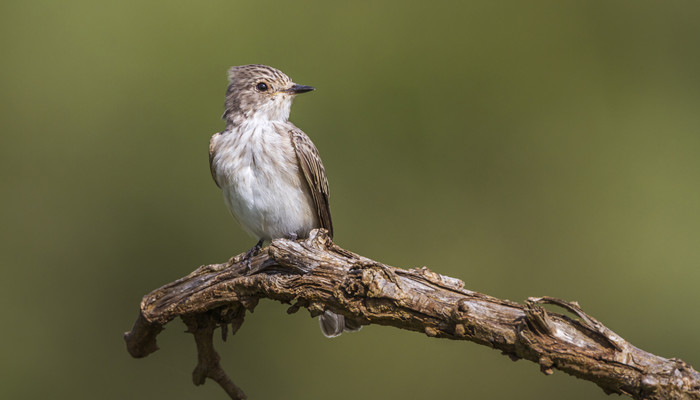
{"left": 286, "top": 84, "right": 315, "bottom": 94}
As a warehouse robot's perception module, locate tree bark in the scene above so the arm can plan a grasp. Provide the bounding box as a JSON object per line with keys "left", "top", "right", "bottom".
{"left": 123, "top": 229, "right": 700, "bottom": 399}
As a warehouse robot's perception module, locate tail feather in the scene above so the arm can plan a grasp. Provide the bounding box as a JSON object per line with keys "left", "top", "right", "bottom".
{"left": 319, "top": 310, "right": 362, "bottom": 338}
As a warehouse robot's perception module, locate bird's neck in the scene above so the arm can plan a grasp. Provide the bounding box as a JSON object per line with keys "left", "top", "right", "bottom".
{"left": 226, "top": 113, "right": 290, "bottom": 135}
{"left": 224, "top": 99, "right": 292, "bottom": 129}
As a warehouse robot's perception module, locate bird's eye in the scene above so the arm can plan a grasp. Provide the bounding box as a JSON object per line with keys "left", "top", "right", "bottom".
{"left": 256, "top": 82, "right": 269, "bottom": 92}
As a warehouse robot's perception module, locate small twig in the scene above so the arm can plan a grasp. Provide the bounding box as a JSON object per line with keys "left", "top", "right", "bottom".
{"left": 182, "top": 313, "right": 247, "bottom": 400}
{"left": 123, "top": 229, "right": 700, "bottom": 399}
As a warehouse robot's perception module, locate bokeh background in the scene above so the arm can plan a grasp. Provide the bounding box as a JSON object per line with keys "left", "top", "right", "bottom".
{"left": 2, "top": 1, "right": 699, "bottom": 399}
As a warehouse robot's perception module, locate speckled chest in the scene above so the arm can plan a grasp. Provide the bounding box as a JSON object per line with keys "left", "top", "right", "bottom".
{"left": 209, "top": 120, "right": 317, "bottom": 239}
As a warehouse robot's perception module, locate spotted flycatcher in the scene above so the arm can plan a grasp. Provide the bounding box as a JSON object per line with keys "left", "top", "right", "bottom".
{"left": 209, "top": 64, "right": 359, "bottom": 337}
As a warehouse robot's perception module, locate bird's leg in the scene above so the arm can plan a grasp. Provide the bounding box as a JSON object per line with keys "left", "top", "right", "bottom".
{"left": 243, "top": 238, "right": 264, "bottom": 272}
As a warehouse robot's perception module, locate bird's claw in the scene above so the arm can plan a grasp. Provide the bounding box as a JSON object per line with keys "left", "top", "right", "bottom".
{"left": 243, "top": 239, "right": 264, "bottom": 272}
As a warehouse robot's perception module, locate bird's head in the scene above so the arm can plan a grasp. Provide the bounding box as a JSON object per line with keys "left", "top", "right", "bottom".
{"left": 223, "top": 64, "right": 314, "bottom": 124}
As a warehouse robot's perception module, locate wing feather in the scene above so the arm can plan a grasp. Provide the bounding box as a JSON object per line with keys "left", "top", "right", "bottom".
{"left": 290, "top": 128, "right": 333, "bottom": 238}
{"left": 209, "top": 133, "right": 221, "bottom": 188}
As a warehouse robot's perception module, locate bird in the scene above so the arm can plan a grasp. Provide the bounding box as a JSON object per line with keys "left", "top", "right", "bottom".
{"left": 208, "top": 64, "right": 360, "bottom": 337}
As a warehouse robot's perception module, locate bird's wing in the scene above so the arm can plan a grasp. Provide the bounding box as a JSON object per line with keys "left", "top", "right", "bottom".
{"left": 290, "top": 127, "right": 333, "bottom": 239}
{"left": 209, "top": 133, "right": 221, "bottom": 188}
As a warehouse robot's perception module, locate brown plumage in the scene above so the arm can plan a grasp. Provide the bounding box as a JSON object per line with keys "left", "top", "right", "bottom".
{"left": 290, "top": 127, "right": 333, "bottom": 238}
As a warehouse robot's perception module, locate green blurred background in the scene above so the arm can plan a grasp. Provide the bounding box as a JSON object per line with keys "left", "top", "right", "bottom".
{"left": 2, "top": 0, "right": 699, "bottom": 399}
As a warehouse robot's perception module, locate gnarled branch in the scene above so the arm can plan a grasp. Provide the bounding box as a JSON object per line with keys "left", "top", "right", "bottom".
{"left": 124, "top": 229, "right": 700, "bottom": 399}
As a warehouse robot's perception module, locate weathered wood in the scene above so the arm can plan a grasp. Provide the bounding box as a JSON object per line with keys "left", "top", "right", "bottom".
{"left": 124, "top": 229, "right": 700, "bottom": 399}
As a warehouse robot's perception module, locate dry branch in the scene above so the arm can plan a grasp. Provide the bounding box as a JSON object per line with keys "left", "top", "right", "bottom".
{"left": 124, "top": 229, "right": 700, "bottom": 399}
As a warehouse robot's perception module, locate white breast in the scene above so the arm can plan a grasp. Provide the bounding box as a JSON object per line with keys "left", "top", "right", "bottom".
{"left": 211, "top": 120, "right": 319, "bottom": 241}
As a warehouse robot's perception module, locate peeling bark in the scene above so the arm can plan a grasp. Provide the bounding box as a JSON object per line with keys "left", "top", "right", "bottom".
{"left": 124, "top": 229, "right": 700, "bottom": 399}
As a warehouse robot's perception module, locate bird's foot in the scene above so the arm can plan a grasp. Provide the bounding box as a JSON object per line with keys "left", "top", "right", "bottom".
{"left": 243, "top": 238, "right": 264, "bottom": 272}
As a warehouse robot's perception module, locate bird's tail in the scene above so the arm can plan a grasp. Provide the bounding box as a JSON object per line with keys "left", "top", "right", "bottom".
{"left": 319, "top": 310, "right": 362, "bottom": 338}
